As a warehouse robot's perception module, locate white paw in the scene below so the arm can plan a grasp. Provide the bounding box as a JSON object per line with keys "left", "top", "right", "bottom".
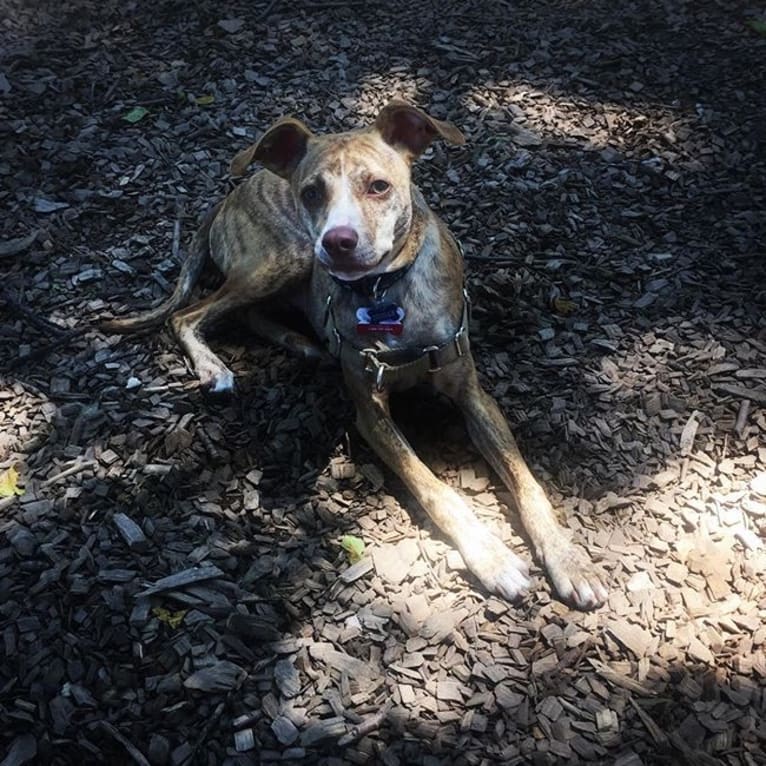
{"left": 198, "top": 364, "right": 235, "bottom": 395}
{"left": 209, "top": 369, "right": 235, "bottom": 394}
{"left": 458, "top": 527, "right": 531, "bottom": 602}
{"left": 543, "top": 541, "right": 608, "bottom": 610}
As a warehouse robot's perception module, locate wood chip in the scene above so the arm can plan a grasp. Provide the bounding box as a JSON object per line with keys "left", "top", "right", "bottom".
{"left": 687, "top": 637, "right": 714, "bottom": 664}
{"left": 372, "top": 539, "right": 419, "bottom": 584}
{"left": 589, "top": 660, "right": 655, "bottom": 696}
{"left": 308, "top": 642, "right": 378, "bottom": 679}
{"left": 183, "top": 661, "right": 246, "bottom": 692}
{"left": 436, "top": 681, "right": 465, "bottom": 702}
{"left": 226, "top": 613, "right": 281, "bottom": 641}
{"left": 274, "top": 658, "right": 301, "bottom": 698}
{"left": 606, "top": 620, "right": 653, "bottom": 658}
{"left": 271, "top": 716, "right": 299, "bottom": 746}
{"left": 112, "top": 512, "right": 148, "bottom": 550}
{"left": 138, "top": 564, "right": 225, "bottom": 596}
{"left": 299, "top": 716, "right": 347, "bottom": 747}
{"left": 339, "top": 556, "right": 374, "bottom": 583}
{"left": 0, "top": 734, "right": 37, "bottom": 766}
{"left": 233, "top": 729, "right": 255, "bottom": 752}
{"left": 751, "top": 472, "right": 766, "bottom": 496}
{"left": 679, "top": 411, "right": 699, "bottom": 455}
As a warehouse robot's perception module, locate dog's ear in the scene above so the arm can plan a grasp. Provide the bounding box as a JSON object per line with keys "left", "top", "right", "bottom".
{"left": 230, "top": 117, "right": 312, "bottom": 178}
{"left": 374, "top": 100, "right": 465, "bottom": 160}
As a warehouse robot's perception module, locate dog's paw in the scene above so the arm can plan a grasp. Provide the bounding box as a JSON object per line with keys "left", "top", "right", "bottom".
{"left": 543, "top": 542, "right": 608, "bottom": 611}
{"left": 459, "top": 528, "right": 530, "bottom": 602}
{"left": 198, "top": 365, "right": 236, "bottom": 396}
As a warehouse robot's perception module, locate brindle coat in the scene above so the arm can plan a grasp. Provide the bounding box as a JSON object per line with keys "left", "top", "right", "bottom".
{"left": 102, "top": 101, "right": 608, "bottom": 609}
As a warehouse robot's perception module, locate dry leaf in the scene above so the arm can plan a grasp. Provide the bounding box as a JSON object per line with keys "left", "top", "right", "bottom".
{"left": 152, "top": 607, "right": 187, "bottom": 629}
{"left": 552, "top": 297, "right": 577, "bottom": 315}
{"left": 0, "top": 466, "right": 24, "bottom": 497}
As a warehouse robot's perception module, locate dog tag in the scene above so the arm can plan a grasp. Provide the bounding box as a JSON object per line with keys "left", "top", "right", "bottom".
{"left": 365, "top": 301, "right": 400, "bottom": 323}
{"left": 357, "top": 322, "right": 404, "bottom": 336}
{"left": 356, "top": 305, "right": 405, "bottom": 335}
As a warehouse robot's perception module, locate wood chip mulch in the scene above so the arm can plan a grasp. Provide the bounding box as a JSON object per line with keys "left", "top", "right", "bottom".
{"left": 1, "top": 1, "right": 765, "bottom": 764}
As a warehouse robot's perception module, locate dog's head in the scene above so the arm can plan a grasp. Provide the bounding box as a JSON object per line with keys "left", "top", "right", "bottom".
{"left": 230, "top": 101, "right": 464, "bottom": 281}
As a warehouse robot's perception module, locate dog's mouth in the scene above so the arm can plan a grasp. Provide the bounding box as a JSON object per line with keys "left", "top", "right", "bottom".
{"left": 319, "top": 249, "right": 392, "bottom": 283}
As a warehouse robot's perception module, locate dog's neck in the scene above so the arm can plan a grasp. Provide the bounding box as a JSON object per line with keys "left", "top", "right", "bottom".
{"left": 386, "top": 185, "right": 430, "bottom": 272}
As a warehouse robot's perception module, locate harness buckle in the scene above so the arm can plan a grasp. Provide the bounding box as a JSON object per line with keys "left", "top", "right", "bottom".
{"left": 423, "top": 345, "right": 442, "bottom": 373}
{"left": 453, "top": 326, "right": 466, "bottom": 358}
{"left": 361, "top": 349, "right": 386, "bottom": 392}
{"left": 454, "top": 289, "right": 470, "bottom": 358}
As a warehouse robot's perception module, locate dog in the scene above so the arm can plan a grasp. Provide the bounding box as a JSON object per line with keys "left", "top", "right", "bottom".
{"left": 102, "top": 100, "right": 607, "bottom": 610}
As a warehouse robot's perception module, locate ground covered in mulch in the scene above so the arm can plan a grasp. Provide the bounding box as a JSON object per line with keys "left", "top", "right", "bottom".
{"left": 1, "top": 1, "right": 766, "bottom": 764}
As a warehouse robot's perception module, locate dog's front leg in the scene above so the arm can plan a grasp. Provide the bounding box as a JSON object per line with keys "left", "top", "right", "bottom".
{"left": 170, "top": 281, "right": 264, "bottom": 394}
{"left": 435, "top": 361, "right": 608, "bottom": 610}
{"left": 345, "top": 369, "right": 531, "bottom": 602}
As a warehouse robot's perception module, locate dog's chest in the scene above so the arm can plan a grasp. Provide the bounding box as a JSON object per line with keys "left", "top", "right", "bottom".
{"left": 310, "top": 272, "right": 459, "bottom": 353}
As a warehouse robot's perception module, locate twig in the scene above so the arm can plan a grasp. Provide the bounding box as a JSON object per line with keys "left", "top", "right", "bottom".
{"left": 588, "top": 659, "right": 655, "bottom": 696}
{"left": 627, "top": 695, "right": 668, "bottom": 747}
{"left": 0, "top": 286, "right": 68, "bottom": 336}
{"left": 735, "top": 399, "right": 751, "bottom": 438}
{"left": 417, "top": 529, "right": 441, "bottom": 589}
{"left": 171, "top": 199, "right": 184, "bottom": 263}
{"left": 42, "top": 460, "right": 97, "bottom": 487}
{"left": 2, "top": 328, "right": 82, "bottom": 372}
{"left": 99, "top": 721, "right": 151, "bottom": 766}
{"left": 337, "top": 700, "right": 393, "bottom": 746}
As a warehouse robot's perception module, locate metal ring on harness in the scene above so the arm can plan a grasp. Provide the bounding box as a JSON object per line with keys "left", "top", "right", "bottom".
{"left": 361, "top": 349, "right": 387, "bottom": 392}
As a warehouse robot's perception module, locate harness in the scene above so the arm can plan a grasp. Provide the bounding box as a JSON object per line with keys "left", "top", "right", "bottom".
{"left": 323, "top": 279, "right": 471, "bottom": 392}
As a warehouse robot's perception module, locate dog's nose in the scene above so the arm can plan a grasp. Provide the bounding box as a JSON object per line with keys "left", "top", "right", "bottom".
{"left": 322, "top": 226, "right": 358, "bottom": 259}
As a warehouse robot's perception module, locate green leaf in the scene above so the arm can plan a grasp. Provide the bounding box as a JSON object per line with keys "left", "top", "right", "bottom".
{"left": 123, "top": 106, "right": 148, "bottom": 123}
{"left": 195, "top": 94, "right": 215, "bottom": 106}
{"left": 340, "top": 535, "right": 365, "bottom": 563}
{"left": 552, "top": 297, "right": 577, "bottom": 316}
{"left": 747, "top": 19, "right": 766, "bottom": 35}
{"left": 0, "top": 466, "right": 24, "bottom": 497}
{"left": 152, "top": 606, "right": 187, "bottom": 629}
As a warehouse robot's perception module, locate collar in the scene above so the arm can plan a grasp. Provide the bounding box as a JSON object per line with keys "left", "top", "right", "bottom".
{"left": 330, "top": 262, "right": 413, "bottom": 301}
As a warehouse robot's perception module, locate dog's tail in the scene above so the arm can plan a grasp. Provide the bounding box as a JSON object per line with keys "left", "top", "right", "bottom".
{"left": 100, "top": 202, "right": 221, "bottom": 334}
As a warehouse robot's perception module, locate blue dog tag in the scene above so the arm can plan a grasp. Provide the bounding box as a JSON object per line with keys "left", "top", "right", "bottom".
{"left": 356, "top": 304, "right": 405, "bottom": 335}
{"left": 366, "top": 302, "right": 400, "bottom": 323}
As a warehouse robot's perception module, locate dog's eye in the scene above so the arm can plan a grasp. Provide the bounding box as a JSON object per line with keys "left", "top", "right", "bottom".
{"left": 368, "top": 179, "right": 390, "bottom": 196}
{"left": 301, "top": 184, "right": 322, "bottom": 207}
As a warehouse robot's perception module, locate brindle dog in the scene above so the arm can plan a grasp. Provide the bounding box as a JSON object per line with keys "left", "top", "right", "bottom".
{"left": 103, "top": 100, "right": 608, "bottom": 609}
